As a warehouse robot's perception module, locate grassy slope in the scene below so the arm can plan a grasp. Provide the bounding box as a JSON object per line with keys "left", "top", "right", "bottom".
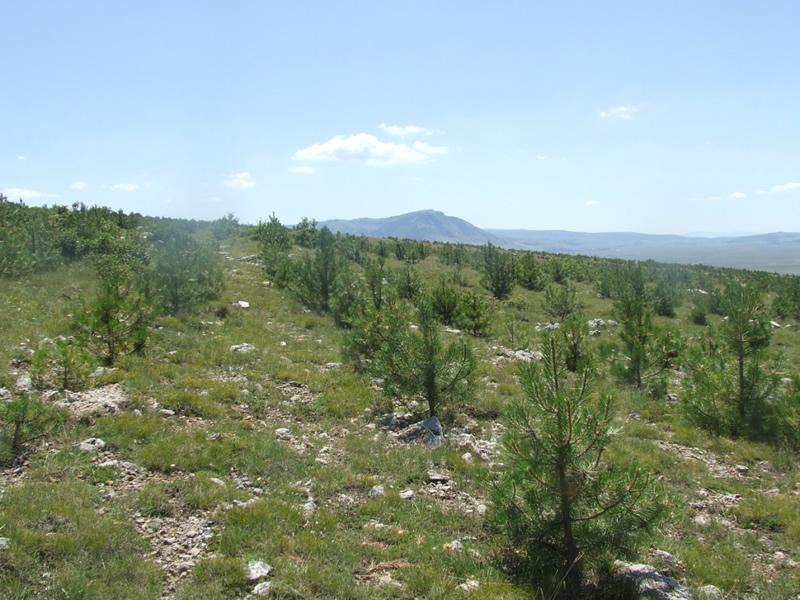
{"left": 0, "top": 234, "right": 798, "bottom": 599}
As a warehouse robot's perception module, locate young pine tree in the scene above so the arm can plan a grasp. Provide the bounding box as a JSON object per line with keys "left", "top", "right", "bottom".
{"left": 0, "top": 394, "right": 62, "bottom": 466}
{"left": 720, "top": 281, "right": 771, "bottom": 423}
{"left": 482, "top": 243, "right": 516, "bottom": 300}
{"left": 544, "top": 282, "right": 582, "bottom": 323}
{"left": 373, "top": 298, "right": 476, "bottom": 419}
{"left": 614, "top": 265, "right": 654, "bottom": 388}
{"left": 490, "top": 332, "right": 662, "bottom": 598}
{"left": 149, "top": 232, "right": 223, "bottom": 314}
{"left": 257, "top": 213, "right": 292, "bottom": 277}
{"left": 292, "top": 227, "right": 340, "bottom": 313}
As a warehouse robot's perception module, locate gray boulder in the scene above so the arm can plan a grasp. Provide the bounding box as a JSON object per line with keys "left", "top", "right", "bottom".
{"left": 613, "top": 561, "right": 692, "bottom": 600}
{"left": 398, "top": 416, "right": 443, "bottom": 449}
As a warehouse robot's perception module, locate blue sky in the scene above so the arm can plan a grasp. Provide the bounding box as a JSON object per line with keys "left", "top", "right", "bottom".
{"left": 2, "top": 1, "right": 799, "bottom": 234}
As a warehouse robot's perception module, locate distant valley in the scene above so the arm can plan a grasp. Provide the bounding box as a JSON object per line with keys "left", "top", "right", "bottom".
{"left": 321, "top": 210, "right": 800, "bottom": 274}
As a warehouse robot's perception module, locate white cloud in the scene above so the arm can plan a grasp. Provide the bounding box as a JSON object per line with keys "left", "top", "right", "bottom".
{"left": 535, "top": 154, "right": 550, "bottom": 160}
{"left": 584, "top": 200, "right": 601, "bottom": 207}
{"left": 111, "top": 183, "right": 140, "bottom": 192}
{"left": 288, "top": 165, "right": 316, "bottom": 175}
{"left": 378, "top": 123, "right": 434, "bottom": 137}
{"left": 70, "top": 181, "right": 89, "bottom": 191}
{"left": 766, "top": 181, "right": 800, "bottom": 194}
{"left": 3, "top": 187, "right": 60, "bottom": 200}
{"left": 224, "top": 171, "right": 255, "bottom": 190}
{"left": 294, "top": 133, "right": 448, "bottom": 167}
{"left": 16, "top": 155, "right": 25, "bottom": 161}
{"left": 728, "top": 191, "right": 746, "bottom": 200}
{"left": 599, "top": 105, "right": 640, "bottom": 119}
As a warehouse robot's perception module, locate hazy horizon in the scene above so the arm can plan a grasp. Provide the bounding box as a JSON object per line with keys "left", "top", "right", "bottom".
{"left": 3, "top": 2, "right": 800, "bottom": 235}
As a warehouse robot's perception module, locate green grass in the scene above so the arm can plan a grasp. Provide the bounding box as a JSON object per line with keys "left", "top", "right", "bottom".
{"left": 1, "top": 232, "right": 798, "bottom": 598}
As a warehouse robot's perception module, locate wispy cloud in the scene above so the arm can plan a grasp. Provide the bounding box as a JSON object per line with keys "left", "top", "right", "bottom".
{"left": 535, "top": 155, "right": 550, "bottom": 161}
{"left": 758, "top": 181, "right": 800, "bottom": 195}
{"left": 16, "top": 155, "right": 25, "bottom": 161}
{"left": 288, "top": 165, "right": 316, "bottom": 175}
{"left": 111, "top": 183, "right": 140, "bottom": 192}
{"left": 378, "top": 123, "right": 435, "bottom": 138}
{"left": 3, "top": 187, "right": 60, "bottom": 200}
{"left": 294, "top": 133, "right": 447, "bottom": 167}
{"left": 584, "top": 200, "right": 601, "bottom": 207}
{"left": 599, "top": 105, "right": 640, "bottom": 119}
{"left": 70, "top": 181, "right": 89, "bottom": 191}
{"left": 224, "top": 172, "right": 255, "bottom": 190}
{"left": 728, "top": 191, "right": 746, "bottom": 200}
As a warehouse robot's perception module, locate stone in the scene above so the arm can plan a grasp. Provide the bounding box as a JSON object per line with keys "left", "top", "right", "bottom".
{"left": 458, "top": 579, "right": 480, "bottom": 592}
{"left": 78, "top": 437, "right": 106, "bottom": 452}
{"left": 237, "top": 300, "right": 250, "bottom": 308}
{"left": 368, "top": 485, "right": 385, "bottom": 498}
{"left": 0, "top": 387, "right": 11, "bottom": 400}
{"left": 699, "top": 585, "right": 723, "bottom": 599}
{"left": 274, "top": 428, "right": 292, "bottom": 440}
{"left": 647, "top": 549, "right": 683, "bottom": 574}
{"left": 613, "top": 561, "right": 692, "bottom": 600}
{"left": 55, "top": 384, "right": 127, "bottom": 420}
{"left": 427, "top": 470, "right": 449, "bottom": 484}
{"left": 734, "top": 464, "right": 749, "bottom": 475}
{"left": 230, "top": 343, "right": 256, "bottom": 353}
{"left": 252, "top": 581, "right": 271, "bottom": 596}
{"left": 247, "top": 560, "right": 273, "bottom": 581}
{"left": 302, "top": 499, "right": 316, "bottom": 517}
{"left": 160, "top": 408, "right": 176, "bottom": 416}
{"left": 444, "top": 540, "right": 463, "bottom": 553}
{"left": 513, "top": 349, "right": 544, "bottom": 362}
{"left": 461, "top": 452, "right": 473, "bottom": 462}
{"left": 379, "top": 412, "right": 415, "bottom": 430}
{"left": 0, "top": 537, "right": 9, "bottom": 551}
{"left": 399, "top": 489, "right": 415, "bottom": 500}
{"left": 398, "top": 416, "right": 443, "bottom": 449}
{"left": 15, "top": 373, "right": 32, "bottom": 393}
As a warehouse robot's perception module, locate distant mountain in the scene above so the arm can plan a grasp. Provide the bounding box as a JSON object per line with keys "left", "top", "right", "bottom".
{"left": 321, "top": 210, "right": 800, "bottom": 273}
{"left": 490, "top": 229, "right": 800, "bottom": 273}
{"left": 321, "top": 209, "right": 499, "bottom": 246}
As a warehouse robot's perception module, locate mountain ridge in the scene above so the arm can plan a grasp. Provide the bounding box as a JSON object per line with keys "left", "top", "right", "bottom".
{"left": 320, "top": 210, "right": 800, "bottom": 273}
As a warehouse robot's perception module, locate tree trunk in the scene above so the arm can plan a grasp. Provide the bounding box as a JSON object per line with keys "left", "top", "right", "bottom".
{"left": 558, "top": 457, "right": 581, "bottom": 598}
{"left": 737, "top": 346, "right": 746, "bottom": 422}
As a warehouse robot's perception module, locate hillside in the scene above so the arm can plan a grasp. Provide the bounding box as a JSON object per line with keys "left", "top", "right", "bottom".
{"left": 1, "top": 204, "right": 800, "bottom": 599}
{"left": 321, "top": 210, "right": 800, "bottom": 273}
